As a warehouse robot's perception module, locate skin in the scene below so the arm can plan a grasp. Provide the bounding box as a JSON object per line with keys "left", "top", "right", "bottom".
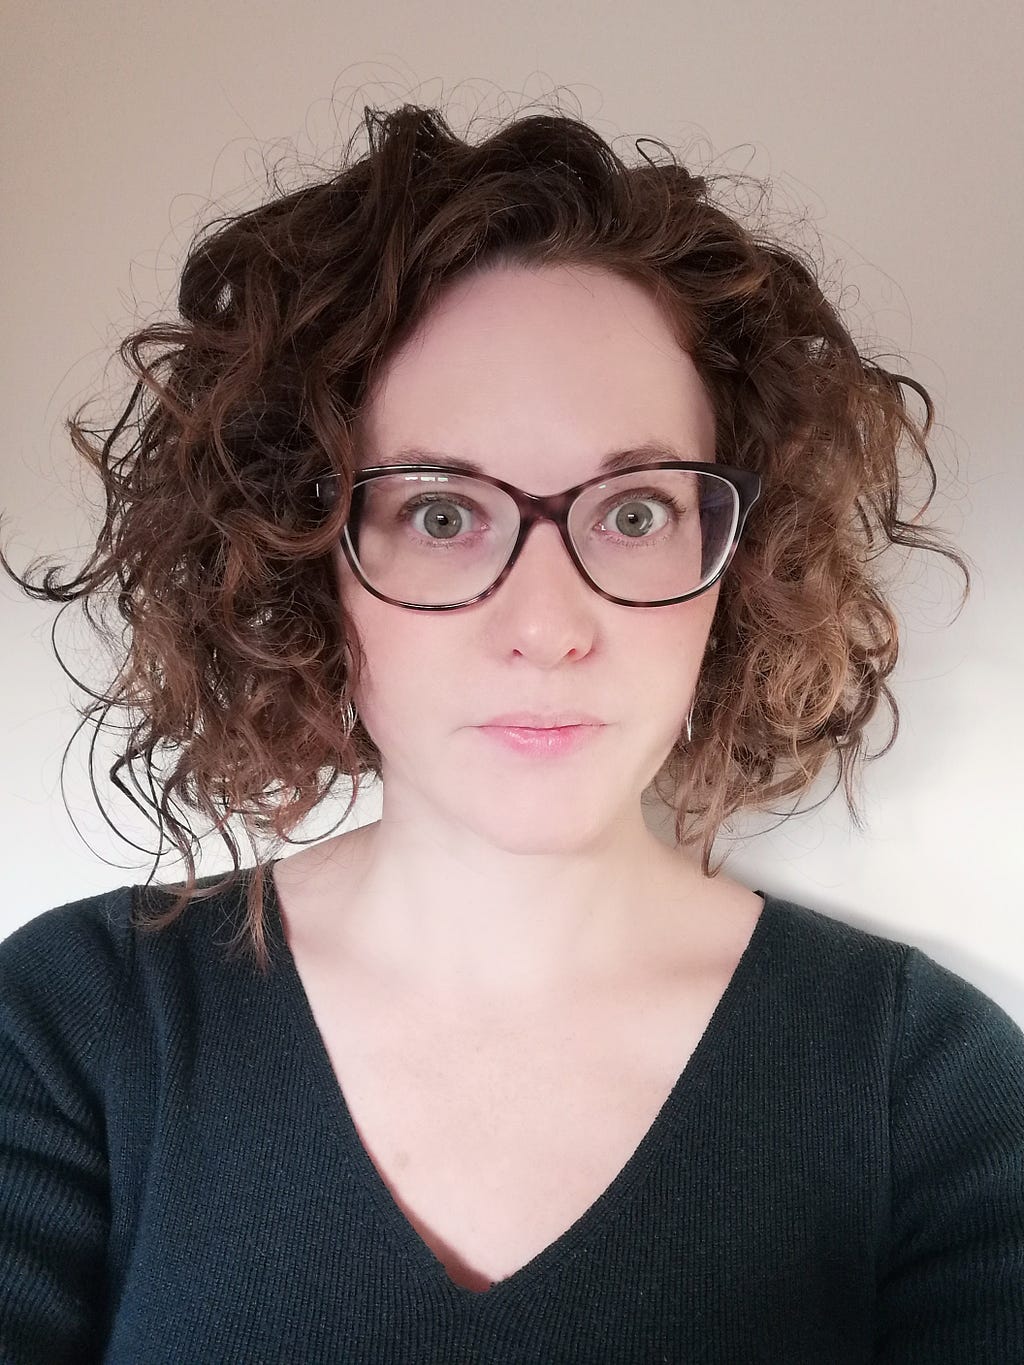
{"left": 277, "top": 261, "right": 760, "bottom": 1011}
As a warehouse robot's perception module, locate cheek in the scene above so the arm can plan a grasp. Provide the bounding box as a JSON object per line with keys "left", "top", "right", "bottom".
{"left": 343, "top": 634, "right": 419, "bottom": 762}
{"left": 628, "top": 587, "right": 718, "bottom": 670}
{"left": 620, "top": 594, "right": 717, "bottom": 724}
{"left": 338, "top": 587, "right": 441, "bottom": 743}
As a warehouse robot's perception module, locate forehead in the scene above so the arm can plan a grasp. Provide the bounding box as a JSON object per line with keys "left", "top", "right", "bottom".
{"left": 357, "top": 263, "right": 716, "bottom": 484}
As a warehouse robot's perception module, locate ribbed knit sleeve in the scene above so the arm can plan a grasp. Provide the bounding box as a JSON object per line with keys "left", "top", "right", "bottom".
{"left": 875, "top": 945, "right": 1024, "bottom": 1362}
{"left": 0, "top": 892, "right": 129, "bottom": 1365}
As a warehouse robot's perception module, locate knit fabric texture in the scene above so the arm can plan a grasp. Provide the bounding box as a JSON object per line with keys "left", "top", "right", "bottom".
{"left": 1, "top": 870, "right": 1022, "bottom": 1363}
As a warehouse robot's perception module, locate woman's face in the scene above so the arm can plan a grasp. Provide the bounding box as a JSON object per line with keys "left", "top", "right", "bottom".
{"left": 336, "top": 262, "right": 720, "bottom": 852}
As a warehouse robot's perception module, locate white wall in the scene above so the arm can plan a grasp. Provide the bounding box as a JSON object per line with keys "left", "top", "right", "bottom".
{"left": 2, "top": 1, "right": 1021, "bottom": 1021}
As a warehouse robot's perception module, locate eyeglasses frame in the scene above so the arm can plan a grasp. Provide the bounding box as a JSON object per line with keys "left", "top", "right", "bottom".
{"left": 314, "top": 461, "right": 762, "bottom": 611}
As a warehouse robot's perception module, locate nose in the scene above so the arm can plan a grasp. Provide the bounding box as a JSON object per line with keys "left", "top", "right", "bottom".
{"left": 501, "top": 516, "right": 592, "bottom": 602}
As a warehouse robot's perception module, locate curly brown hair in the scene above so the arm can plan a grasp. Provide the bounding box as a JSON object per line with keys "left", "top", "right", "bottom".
{"left": 1, "top": 101, "right": 969, "bottom": 974}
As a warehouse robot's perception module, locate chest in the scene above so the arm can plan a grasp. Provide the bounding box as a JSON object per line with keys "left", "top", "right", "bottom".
{"left": 291, "top": 952, "right": 745, "bottom": 1293}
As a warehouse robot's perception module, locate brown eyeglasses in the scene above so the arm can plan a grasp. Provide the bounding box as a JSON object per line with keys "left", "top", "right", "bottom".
{"left": 313, "top": 461, "right": 761, "bottom": 610}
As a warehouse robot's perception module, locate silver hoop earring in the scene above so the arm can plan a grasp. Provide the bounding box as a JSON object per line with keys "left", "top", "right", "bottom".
{"left": 685, "top": 698, "right": 694, "bottom": 745}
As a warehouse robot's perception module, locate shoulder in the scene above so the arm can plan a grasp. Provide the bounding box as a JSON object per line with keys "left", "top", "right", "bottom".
{"left": 0, "top": 884, "right": 141, "bottom": 1108}
{"left": 759, "top": 890, "right": 908, "bottom": 961}
{"left": 760, "top": 891, "right": 1024, "bottom": 1090}
{"left": 0, "top": 869, "right": 236, "bottom": 993}
{"left": 755, "top": 891, "right": 909, "bottom": 1009}
{"left": 0, "top": 870, "right": 263, "bottom": 1064}
{"left": 0, "top": 882, "right": 137, "bottom": 1017}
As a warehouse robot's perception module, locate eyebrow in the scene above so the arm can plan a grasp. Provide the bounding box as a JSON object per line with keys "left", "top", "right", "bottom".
{"left": 369, "top": 441, "right": 694, "bottom": 478}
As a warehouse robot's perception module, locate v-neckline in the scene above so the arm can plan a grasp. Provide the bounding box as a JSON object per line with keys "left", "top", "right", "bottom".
{"left": 261, "top": 861, "right": 777, "bottom": 1306}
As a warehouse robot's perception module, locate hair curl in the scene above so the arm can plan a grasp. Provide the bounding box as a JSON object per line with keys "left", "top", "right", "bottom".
{"left": 1, "top": 100, "right": 969, "bottom": 973}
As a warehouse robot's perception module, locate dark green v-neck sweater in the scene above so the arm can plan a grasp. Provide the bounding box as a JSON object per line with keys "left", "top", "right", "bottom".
{"left": 1, "top": 869, "right": 1023, "bottom": 1364}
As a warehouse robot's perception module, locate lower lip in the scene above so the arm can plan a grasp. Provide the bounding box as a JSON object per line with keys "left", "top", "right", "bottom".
{"left": 476, "top": 724, "right": 604, "bottom": 756}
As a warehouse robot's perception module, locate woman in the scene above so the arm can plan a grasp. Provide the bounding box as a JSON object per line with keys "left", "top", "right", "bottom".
{"left": 1, "top": 102, "right": 1021, "bottom": 1361}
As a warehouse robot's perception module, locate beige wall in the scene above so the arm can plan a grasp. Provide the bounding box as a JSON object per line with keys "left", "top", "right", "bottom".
{"left": 2, "top": 2, "right": 1021, "bottom": 1019}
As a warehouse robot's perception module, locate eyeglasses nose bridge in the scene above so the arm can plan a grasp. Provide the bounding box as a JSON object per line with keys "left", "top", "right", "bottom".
{"left": 502, "top": 487, "right": 589, "bottom": 585}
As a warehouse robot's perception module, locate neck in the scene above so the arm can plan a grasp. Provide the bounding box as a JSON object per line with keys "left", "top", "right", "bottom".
{"left": 289, "top": 803, "right": 711, "bottom": 1007}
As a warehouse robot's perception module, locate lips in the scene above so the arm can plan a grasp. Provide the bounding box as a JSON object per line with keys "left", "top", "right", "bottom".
{"left": 476, "top": 722, "right": 604, "bottom": 757}
{"left": 480, "top": 711, "right": 604, "bottom": 729}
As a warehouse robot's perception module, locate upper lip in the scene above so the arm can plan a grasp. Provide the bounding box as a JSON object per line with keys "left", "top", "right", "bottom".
{"left": 480, "top": 711, "right": 605, "bottom": 728}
